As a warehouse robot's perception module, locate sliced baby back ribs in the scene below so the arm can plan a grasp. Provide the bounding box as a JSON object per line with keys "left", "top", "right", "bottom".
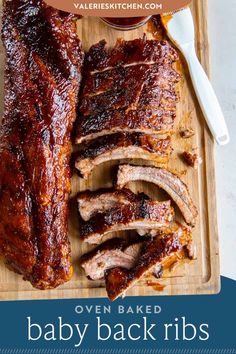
{"left": 0, "top": 0, "right": 83, "bottom": 289}
{"left": 80, "top": 222, "right": 192, "bottom": 281}
{"left": 79, "top": 197, "right": 174, "bottom": 244}
{"left": 105, "top": 226, "right": 192, "bottom": 301}
{"left": 80, "top": 238, "right": 143, "bottom": 280}
{"left": 117, "top": 165, "right": 198, "bottom": 226}
{"left": 75, "top": 37, "right": 180, "bottom": 144}
{"left": 75, "top": 133, "right": 172, "bottom": 178}
{"left": 79, "top": 64, "right": 179, "bottom": 116}
{"left": 78, "top": 188, "right": 144, "bottom": 221}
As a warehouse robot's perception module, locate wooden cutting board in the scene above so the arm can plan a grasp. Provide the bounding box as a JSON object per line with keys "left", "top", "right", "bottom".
{"left": 0, "top": 0, "right": 220, "bottom": 301}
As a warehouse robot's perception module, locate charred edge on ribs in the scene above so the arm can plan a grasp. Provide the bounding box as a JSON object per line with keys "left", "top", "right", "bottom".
{"left": 75, "top": 108, "right": 176, "bottom": 144}
{"left": 82, "top": 63, "right": 179, "bottom": 97}
{"left": 79, "top": 198, "right": 174, "bottom": 244}
{"left": 78, "top": 188, "right": 150, "bottom": 222}
{"left": 75, "top": 133, "right": 172, "bottom": 178}
{"left": 83, "top": 38, "right": 179, "bottom": 72}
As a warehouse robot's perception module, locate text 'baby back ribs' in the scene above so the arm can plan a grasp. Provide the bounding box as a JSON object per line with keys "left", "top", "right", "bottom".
{"left": 75, "top": 37, "right": 180, "bottom": 144}
{"left": 0, "top": 0, "right": 84, "bottom": 289}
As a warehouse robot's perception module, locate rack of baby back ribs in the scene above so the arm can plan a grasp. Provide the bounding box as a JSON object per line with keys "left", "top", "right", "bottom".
{"left": 75, "top": 36, "right": 199, "bottom": 301}
{"left": 0, "top": 0, "right": 199, "bottom": 299}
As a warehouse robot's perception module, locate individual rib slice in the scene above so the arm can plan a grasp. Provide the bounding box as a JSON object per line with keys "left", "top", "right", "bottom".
{"left": 0, "top": 0, "right": 83, "bottom": 289}
{"left": 80, "top": 238, "right": 143, "bottom": 280}
{"left": 75, "top": 134, "right": 172, "bottom": 178}
{"left": 78, "top": 188, "right": 145, "bottom": 221}
{"left": 105, "top": 226, "right": 192, "bottom": 301}
{"left": 83, "top": 38, "right": 178, "bottom": 73}
{"left": 82, "top": 63, "right": 178, "bottom": 97}
{"left": 79, "top": 197, "right": 174, "bottom": 244}
{"left": 75, "top": 108, "right": 175, "bottom": 144}
{"left": 117, "top": 165, "right": 198, "bottom": 226}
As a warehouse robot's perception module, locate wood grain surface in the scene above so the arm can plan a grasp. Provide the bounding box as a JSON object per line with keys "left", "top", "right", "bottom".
{"left": 0, "top": 0, "right": 220, "bottom": 301}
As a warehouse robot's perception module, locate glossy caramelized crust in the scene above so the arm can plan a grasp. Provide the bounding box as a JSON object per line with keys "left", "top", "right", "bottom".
{"left": 75, "top": 108, "right": 175, "bottom": 144}
{"left": 0, "top": 0, "right": 84, "bottom": 289}
{"left": 79, "top": 198, "right": 174, "bottom": 244}
{"left": 105, "top": 227, "right": 192, "bottom": 301}
{"left": 82, "top": 63, "right": 178, "bottom": 97}
{"left": 75, "top": 134, "right": 172, "bottom": 178}
{"left": 79, "top": 65, "right": 179, "bottom": 117}
{"left": 83, "top": 38, "right": 178, "bottom": 72}
{"left": 75, "top": 37, "right": 180, "bottom": 144}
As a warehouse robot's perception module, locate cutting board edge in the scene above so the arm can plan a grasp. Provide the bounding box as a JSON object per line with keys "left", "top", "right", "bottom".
{"left": 194, "top": 0, "right": 221, "bottom": 295}
{"left": 0, "top": 276, "right": 221, "bottom": 301}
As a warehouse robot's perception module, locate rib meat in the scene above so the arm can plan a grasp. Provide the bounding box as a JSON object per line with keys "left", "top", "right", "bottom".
{"left": 80, "top": 238, "right": 143, "bottom": 280}
{"left": 83, "top": 38, "right": 178, "bottom": 72}
{"left": 80, "top": 222, "right": 192, "bottom": 282}
{"left": 75, "top": 37, "right": 180, "bottom": 144}
{"left": 105, "top": 226, "right": 192, "bottom": 301}
{"left": 75, "top": 134, "right": 172, "bottom": 178}
{"left": 78, "top": 188, "right": 145, "bottom": 221}
{"left": 79, "top": 197, "right": 174, "bottom": 244}
{"left": 0, "top": 0, "right": 84, "bottom": 289}
{"left": 80, "top": 64, "right": 179, "bottom": 116}
{"left": 75, "top": 108, "right": 175, "bottom": 144}
{"left": 117, "top": 165, "right": 198, "bottom": 226}
{"left": 82, "top": 63, "right": 178, "bottom": 97}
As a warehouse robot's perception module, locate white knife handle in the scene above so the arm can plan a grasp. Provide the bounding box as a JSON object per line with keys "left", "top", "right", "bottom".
{"left": 182, "top": 43, "right": 230, "bottom": 145}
